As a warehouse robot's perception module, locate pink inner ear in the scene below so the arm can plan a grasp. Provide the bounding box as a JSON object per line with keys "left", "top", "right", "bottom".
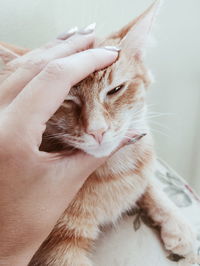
{"left": 93, "top": 1, "right": 160, "bottom": 55}
{"left": 119, "top": 1, "right": 161, "bottom": 57}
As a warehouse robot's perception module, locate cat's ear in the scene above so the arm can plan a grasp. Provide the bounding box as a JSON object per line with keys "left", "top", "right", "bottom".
{"left": 109, "top": 0, "right": 161, "bottom": 59}
{"left": 0, "top": 42, "right": 29, "bottom": 64}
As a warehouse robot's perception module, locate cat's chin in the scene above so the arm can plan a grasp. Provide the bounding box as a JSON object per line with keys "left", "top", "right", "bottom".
{"left": 83, "top": 146, "right": 115, "bottom": 158}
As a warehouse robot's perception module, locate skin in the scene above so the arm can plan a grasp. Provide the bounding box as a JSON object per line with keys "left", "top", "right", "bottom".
{"left": 0, "top": 30, "right": 132, "bottom": 266}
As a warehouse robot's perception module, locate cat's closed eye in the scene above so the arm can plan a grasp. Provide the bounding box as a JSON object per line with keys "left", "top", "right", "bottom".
{"left": 107, "top": 84, "right": 124, "bottom": 96}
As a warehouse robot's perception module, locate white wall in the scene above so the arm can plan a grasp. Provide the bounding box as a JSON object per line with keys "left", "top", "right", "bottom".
{"left": 0, "top": 0, "right": 199, "bottom": 192}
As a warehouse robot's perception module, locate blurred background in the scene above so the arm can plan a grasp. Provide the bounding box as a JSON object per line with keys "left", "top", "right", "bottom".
{"left": 0, "top": 0, "right": 199, "bottom": 192}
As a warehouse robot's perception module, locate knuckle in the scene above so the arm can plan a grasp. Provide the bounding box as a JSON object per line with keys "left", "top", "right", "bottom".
{"left": 7, "top": 55, "right": 47, "bottom": 72}
{"left": 7, "top": 59, "right": 20, "bottom": 70}
{"left": 0, "top": 66, "right": 13, "bottom": 81}
{"left": 23, "top": 56, "right": 47, "bottom": 71}
{"left": 42, "top": 60, "right": 65, "bottom": 80}
{"left": 58, "top": 35, "right": 94, "bottom": 56}
{"left": 64, "top": 37, "right": 74, "bottom": 47}
{"left": 3, "top": 64, "right": 13, "bottom": 73}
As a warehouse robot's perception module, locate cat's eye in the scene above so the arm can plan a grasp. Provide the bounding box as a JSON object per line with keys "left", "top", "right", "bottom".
{"left": 107, "top": 85, "right": 124, "bottom": 96}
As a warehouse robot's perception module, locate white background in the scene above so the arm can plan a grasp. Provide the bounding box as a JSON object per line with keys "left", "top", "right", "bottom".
{"left": 0, "top": 0, "right": 199, "bottom": 192}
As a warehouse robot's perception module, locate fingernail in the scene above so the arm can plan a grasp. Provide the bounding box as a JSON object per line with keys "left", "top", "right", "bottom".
{"left": 67, "top": 26, "right": 78, "bottom": 35}
{"left": 104, "top": 46, "right": 121, "bottom": 52}
{"left": 57, "top": 26, "right": 78, "bottom": 40}
{"left": 127, "top": 133, "right": 147, "bottom": 145}
{"left": 127, "top": 137, "right": 138, "bottom": 145}
{"left": 79, "top": 23, "right": 96, "bottom": 34}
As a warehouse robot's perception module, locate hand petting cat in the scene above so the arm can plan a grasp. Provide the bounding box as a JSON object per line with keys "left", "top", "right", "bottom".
{"left": 0, "top": 26, "right": 130, "bottom": 266}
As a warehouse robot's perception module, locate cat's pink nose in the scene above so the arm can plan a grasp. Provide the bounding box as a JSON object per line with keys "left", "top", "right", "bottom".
{"left": 87, "top": 128, "right": 106, "bottom": 144}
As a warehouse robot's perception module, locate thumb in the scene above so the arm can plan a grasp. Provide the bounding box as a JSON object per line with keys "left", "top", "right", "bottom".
{"left": 58, "top": 136, "right": 133, "bottom": 181}
{"left": 60, "top": 151, "right": 107, "bottom": 181}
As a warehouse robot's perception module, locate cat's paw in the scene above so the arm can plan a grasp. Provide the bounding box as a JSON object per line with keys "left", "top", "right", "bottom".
{"left": 160, "top": 215, "right": 196, "bottom": 260}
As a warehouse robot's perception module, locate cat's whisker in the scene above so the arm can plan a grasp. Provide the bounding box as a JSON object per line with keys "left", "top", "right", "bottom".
{"left": 123, "top": 136, "right": 134, "bottom": 140}
{"left": 145, "top": 111, "right": 174, "bottom": 118}
{"left": 150, "top": 128, "right": 169, "bottom": 137}
{"left": 65, "top": 146, "right": 77, "bottom": 153}
{"left": 132, "top": 108, "right": 145, "bottom": 116}
{"left": 146, "top": 103, "right": 157, "bottom": 108}
{"left": 112, "top": 127, "right": 129, "bottom": 137}
{"left": 62, "top": 135, "right": 82, "bottom": 141}
{"left": 149, "top": 121, "right": 172, "bottom": 135}
{"left": 145, "top": 115, "right": 171, "bottom": 120}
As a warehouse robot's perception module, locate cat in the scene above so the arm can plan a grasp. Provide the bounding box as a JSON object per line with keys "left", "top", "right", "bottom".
{"left": 0, "top": 1, "right": 196, "bottom": 265}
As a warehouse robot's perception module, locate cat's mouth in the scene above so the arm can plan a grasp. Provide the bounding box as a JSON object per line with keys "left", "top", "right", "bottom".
{"left": 76, "top": 132, "right": 147, "bottom": 158}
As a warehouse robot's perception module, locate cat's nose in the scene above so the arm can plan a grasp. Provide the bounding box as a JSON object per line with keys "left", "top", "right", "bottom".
{"left": 87, "top": 128, "right": 107, "bottom": 144}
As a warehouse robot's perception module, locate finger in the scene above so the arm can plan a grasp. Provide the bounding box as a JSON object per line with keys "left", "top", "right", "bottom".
{"left": 9, "top": 31, "right": 95, "bottom": 70}
{"left": 8, "top": 48, "right": 119, "bottom": 143}
{"left": 55, "top": 26, "right": 78, "bottom": 41}
{"left": 63, "top": 152, "right": 106, "bottom": 182}
{"left": 0, "top": 27, "right": 78, "bottom": 82}
{"left": 33, "top": 26, "right": 79, "bottom": 50}
{"left": 0, "top": 43, "right": 19, "bottom": 64}
{"left": 0, "top": 25, "right": 92, "bottom": 81}
{"left": 46, "top": 23, "right": 95, "bottom": 48}
{"left": 0, "top": 66, "right": 14, "bottom": 84}
{"left": 0, "top": 25, "right": 94, "bottom": 83}
{"left": 0, "top": 33, "right": 95, "bottom": 108}
{"left": 42, "top": 32, "right": 94, "bottom": 62}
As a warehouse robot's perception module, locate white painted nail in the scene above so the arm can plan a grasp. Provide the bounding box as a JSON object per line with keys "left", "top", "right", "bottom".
{"left": 104, "top": 46, "right": 121, "bottom": 52}
{"left": 67, "top": 26, "right": 78, "bottom": 35}
{"left": 57, "top": 26, "right": 78, "bottom": 40}
{"left": 127, "top": 137, "right": 138, "bottom": 145}
{"left": 79, "top": 23, "right": 96, "bottom": 34}
{"left": 127, "top": 133, "right": 147, "bottom": 145}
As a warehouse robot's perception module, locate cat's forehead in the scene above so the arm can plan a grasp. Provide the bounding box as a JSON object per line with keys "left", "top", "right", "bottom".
{"left": 71, "top": 67, "right": 113, "bottom": 97}
{"left": 70, "top": 53, "right": 136, "bottom": 98}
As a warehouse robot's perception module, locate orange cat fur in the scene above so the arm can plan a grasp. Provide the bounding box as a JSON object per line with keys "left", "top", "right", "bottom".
{"left": 0, "top": 1, "right": 196, "bottom": 265}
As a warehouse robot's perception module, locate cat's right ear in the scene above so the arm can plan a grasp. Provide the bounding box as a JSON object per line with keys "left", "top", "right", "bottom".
{"left": 108, "top": 0, "right": 161, "bottom": 59}
{"left": 0, "top": 42, "right": 29, "bottom": 64}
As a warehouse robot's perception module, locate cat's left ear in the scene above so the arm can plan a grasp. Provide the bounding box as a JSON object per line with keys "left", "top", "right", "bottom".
{"left": 0, "top": 42, "right": 29, "bottom": 64}
{"left": 109, "top": 0, "right": 161, "bottom": 59}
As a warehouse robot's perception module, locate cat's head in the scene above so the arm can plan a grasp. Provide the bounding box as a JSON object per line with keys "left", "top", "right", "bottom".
{"left": 0, "top": 1, "right": 160, "bottom": 158}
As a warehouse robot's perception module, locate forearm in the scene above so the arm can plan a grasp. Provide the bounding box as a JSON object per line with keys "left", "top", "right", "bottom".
{"left": 0, "top": 227, "right": 42, "bottom": 266}
{"left": 0, "top": 254, "right": 32, "bottom": 266}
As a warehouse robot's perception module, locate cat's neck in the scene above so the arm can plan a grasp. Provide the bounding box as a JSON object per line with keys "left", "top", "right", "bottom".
{"left": 95, "top": 134, "right": 155, "bottom": 179}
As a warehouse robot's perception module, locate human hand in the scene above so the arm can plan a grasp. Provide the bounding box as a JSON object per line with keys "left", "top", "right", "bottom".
{"left": 0, "top": 27, "right": 123, "bottom": 266}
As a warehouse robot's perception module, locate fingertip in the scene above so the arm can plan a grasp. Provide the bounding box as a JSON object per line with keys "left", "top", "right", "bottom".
{"left": 83, "top": 47, "right": 119, "bottom": 73}
{"left": 99, "top": 47, "right": 119, "bottom": 59}
{"left": 103, "top": 46, "right": 121, "bottom": 52}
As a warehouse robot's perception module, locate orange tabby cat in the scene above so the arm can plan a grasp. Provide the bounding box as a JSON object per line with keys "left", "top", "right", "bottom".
{"left": 0, "top": 1, "right": 196, "bottom": 265}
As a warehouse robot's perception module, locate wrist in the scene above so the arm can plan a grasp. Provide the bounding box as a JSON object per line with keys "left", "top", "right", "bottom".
{"left": 0, "top": 237, "right": 41, "bottom": 266}
{"left": 0, "top": 253, "right": 33, "bottom": 266}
